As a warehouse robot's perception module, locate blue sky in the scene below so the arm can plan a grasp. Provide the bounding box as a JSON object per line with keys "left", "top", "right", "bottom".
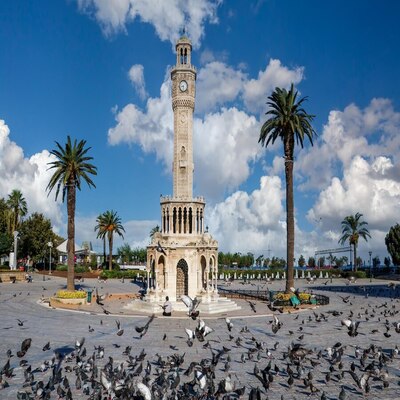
{"left": 1, "top": 0, "right": 399, "bottom": 263}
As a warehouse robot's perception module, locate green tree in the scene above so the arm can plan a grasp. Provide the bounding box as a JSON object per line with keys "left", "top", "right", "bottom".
{"left": 335, "top": 256, "right": 348, "bottom": 269}
{"left": 95, "top": 210, "right": 125, "bottom": 271}
{"left": 0, "top": 198, "right": 9, "bottom": 232}
{"left": 259, "top": 84, "right": 316, "bottom": 292}
{"left": 47, "top": 136, "right": 97, "bottom": 291}
{"left": 6, "top": 189, "right": 28, "bottom": 234}
{"left": 338, "top": 212, "right": 371, "bottom": 272}
{"left": 118, "top": 243, "right": 133, "bottom": 264}
{"left": 0, "top": 232, "right": 12, "bottom": 258}
{"left": 372, "top": 256, "right": 380, "bottom": 268}
{"left": 307, "top": 256, "right": 316, "bottom": 268}
{"left": 18, "top": 213, "right": 60, "bottom": 265}
{"left": 385, "top": 224, "right": 400, "bottom": 266}
{"left": 298, "top": 255, "right": 306, "bottom": 267}
{"left": 317, "top": 257, "right": 325, "bottom": 268}
{"left": 384, "top": 256, "right": 391, "bottom": 268}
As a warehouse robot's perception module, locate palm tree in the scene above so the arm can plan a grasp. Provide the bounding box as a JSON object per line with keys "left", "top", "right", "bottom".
{"left": 338, "top": 212, "right": 371, "bottom": 272}
{"left": 95, "top": 210, "right": 125, "bottom": 271}
{"left": 7, "top": 189, "right": 28, "bottom": 233}
{"left": 150, "top": 225, "right": 160, "bottom": 238}
{"left": 259, "top": 84, "right": 316, "bottom": 292}
{"left": 47, "top": 136, "right": 97, "bottom": 291}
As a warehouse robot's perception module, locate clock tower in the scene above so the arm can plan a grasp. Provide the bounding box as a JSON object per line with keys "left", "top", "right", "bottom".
{"left": 131, "top": 34, "right": 240, "bottom": 314}
{"left": 171, "top": 35, "right": 196, "bottom": 199}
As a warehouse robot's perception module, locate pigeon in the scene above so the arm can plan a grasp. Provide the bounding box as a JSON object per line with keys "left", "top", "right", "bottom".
{"left": 248, "top": 301, "right": 257, "bottom": 313}
{"left": 195, "top": 319, "right": 213, "bottom": 342}
{"left": 42, "top": 342, "right": 51, "bottom": 351}
{"left": 95, "top": 288, "right": 105, "bottom": 306}
{"left": 185, "top": 328, "right": 195, "bottom": 347}
{"left": 115, "top": 320, "right": 124, "bottom": 336}
{"left": 181, "top": 295, "right": 201, "bottom": 319}
{"left": 156, "top": 241, "right": 167, "bottom": 255}
{"left": 135, "top": 314, "right": 155, "bottom": 338}
{"left": 341, "top": 318, "right": 360, "bottom": 337}
{"left": 17, "top": 338, "right": 32, "bottom": 358}
{"left": 272, "top": 315, "right": 282, "bottom": 334}
{"left": 225, "top": 317, "right": 233, "bottom": 332}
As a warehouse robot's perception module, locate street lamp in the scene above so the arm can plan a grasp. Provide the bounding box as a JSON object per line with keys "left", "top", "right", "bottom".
{"left": 13, "top": 231, "right": 19, "bottom": 270}
{"left": 48, "top": 242, "right": 53, "bottom": 275}
{"left": 369, "top": 251, "right": 373, "bottom": 281}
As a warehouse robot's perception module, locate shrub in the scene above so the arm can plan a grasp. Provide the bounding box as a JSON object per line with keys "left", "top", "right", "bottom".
{"left": 56, "top": 290, "right": 87, "bottom": 299}
{"left": 298, "top": 293, "right": 311, "bottom": 301}
{"left": 342, "top": 271, "right": 366, "bottom": 279}
{"left": 273, "top": 292, "right": 292, "bottom": 301}
{"left": 56, "top": 265, "right": 90, "bottom": 273}
{"left": 0, "top": 265, "right": 11, "bottom": 270}
{"left": 100, "top": 270, "right": 146, "bottom": 279}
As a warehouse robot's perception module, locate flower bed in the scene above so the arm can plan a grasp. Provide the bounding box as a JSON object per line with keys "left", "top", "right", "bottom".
{"left": 270, "top": 291, "right": 329, "bottom": 306}
{"left": 52, "top": 290, "right": 87, "bottom": 305}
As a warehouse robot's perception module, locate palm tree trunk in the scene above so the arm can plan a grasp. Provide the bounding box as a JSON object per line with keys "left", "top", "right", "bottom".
{"left": 103, "top": 236, "right": 106, "bottom": 265}
{"left": 284, "top": 137, "right": 295, "bottom": 293}
{"left": 354, "top": 243, "right": 357, "bottom": 272}
{"left": 67, "top": 184, "right": 76, "bottom": 291}
{"left": 108, "top": 233, "right": 113, "bottom": 271}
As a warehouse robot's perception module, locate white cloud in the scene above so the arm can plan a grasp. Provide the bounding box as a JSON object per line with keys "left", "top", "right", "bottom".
{"left": 193, "top": 107, "right": 260, "bottom": 199}
{"left": 108, "top": 80, "right": 262, "bottom": 201}
{"left": 108, "top": 81, "right": 174, "bottom": 168}
{"left": 77, "top": 0, "right": 221, "bottom": 47}
{"left": 196, "top": 59, "right": 304, "bottom": 115}
{"left": 208, "top": 175, "right": 286, "bottom": 254}
{"left": 196, "top": 62, "right": 246, "bottom": 113}
{"left": 108, "top": 58, "right": 305, "bottom": 199}
{"left": 0, "top": 120, "right": 63, "bottom": 229}
{"left": 128, "top": 64, "right": 148, "bottom": 100}
{"left": 243, "top": 59, "right": 304, "bottom": 114}
{"left": 297, "top": 98, "right": 400, "bottom": 191}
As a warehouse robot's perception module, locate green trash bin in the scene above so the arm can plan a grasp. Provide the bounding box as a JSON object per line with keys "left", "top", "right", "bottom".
{"left": 87, "top": 289, "right": 93, "bottom": 303}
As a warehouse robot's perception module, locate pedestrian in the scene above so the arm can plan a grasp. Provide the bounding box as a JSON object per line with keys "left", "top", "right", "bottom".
{"left": 162, "top": 296, "right": 172, "bottom": 316}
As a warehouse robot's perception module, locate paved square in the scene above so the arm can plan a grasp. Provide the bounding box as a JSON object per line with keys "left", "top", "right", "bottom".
{"left": 1, "top": 274, "right": 400, "bottom": 399}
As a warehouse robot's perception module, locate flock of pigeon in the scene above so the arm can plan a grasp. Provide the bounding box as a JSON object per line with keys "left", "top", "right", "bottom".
{"left": 1, "top": 279, "right": 400, "bottom": 399}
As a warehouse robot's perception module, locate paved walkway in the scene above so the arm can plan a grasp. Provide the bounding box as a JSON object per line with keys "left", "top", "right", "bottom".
{"left": 1, "top": 274, "right": 400, "bottom": 399}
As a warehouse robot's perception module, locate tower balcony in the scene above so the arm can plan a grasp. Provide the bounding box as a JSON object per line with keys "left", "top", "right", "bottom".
{"left": 160, "top": 195, "right": 205, "bottom": 205}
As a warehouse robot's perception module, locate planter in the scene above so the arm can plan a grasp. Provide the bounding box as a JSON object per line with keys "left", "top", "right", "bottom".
{"left": 51, "top": 297, "right": 87, "bottom": 305}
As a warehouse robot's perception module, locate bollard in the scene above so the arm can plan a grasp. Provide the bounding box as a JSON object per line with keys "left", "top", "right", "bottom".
{"left": 87, "top": 289, "right": 93, "bottom": 303}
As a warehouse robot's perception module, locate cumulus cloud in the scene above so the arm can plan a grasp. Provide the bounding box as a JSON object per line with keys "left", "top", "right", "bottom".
{"left": 108, "top": 81, "right": 174, "bottom": 168}
{"left": 128, "top": 64, "right": 148, "bottom": 100}
{"left": 77, "top": 0, "right": 220, "bottom": 47}
{"left": 108, "top": 80, "right": 262, "bottom": 201}
{"left": 196, "top": 59, "right": 304, "bottom": 115}
{"left": 108, "top": 58, "right": 305, "bottom": 199}
{"left": 0, "top": 120, "right": 63, "bottom": 229}
{"left": 301, "top": 98, "right": 400, "bottom": 260}
{"left": 207, "top": 175, "right": 285, "bottom": 254}
{"left": 243, "top": 59, "right": 304, "bottom": 115}
{"left": 297, "top": 98, "right": 400, "bottom": 191}
{"left": 196, "top": 62, "right": 246, "bottom": 113}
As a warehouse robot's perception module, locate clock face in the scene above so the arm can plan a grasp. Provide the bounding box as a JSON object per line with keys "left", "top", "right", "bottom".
{"left": 179, "top": 80, "right": 188, "bottom": 92}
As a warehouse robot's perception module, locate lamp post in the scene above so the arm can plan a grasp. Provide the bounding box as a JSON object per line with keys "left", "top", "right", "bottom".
{"left": 48, "top": 242, "right": 53, "bottom": 275}
{"left": 13, "top": 231, "right": 19, "bottom": 270}
{"left": 369, "top": 251, "right": 372, "bottom": 283}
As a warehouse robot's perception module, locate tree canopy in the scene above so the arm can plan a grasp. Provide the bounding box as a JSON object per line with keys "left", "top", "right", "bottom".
{"left": 385, "top": 224, "right": 400, "bottom": 265}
